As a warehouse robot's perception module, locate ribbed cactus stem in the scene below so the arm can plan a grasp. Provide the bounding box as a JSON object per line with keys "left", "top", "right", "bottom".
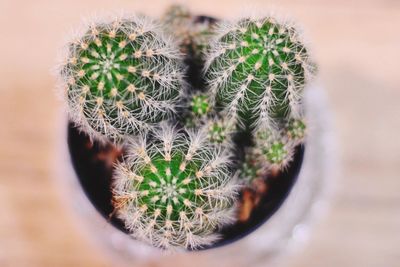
{"left": 205, "top": 17, "right": 314, "bottom": 132}
{"left": 59, "top": 15, "right": 184, "bottom": 142}
{"left": 112, "top": 125, "right": 238, "bottom": 250}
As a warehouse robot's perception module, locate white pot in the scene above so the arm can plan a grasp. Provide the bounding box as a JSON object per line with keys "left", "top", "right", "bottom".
{"left": 55, "top": 83, "right": 335, "bottom": 267}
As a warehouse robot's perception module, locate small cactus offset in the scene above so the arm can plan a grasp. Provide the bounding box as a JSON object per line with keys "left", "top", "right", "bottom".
{"left": 190, "top": 93, "right": 211, "bottom": 116}
{"left": 112, "top": 125, "right": 238, "bottom": 250}
{"left": 183, "top": 93, "right": 211, "bottom": 129}
{"left": 206, "top": 119, "right": 230, "bottom": 144}
{"left": 205, "top": 17, "right": 315, "bottom": 132}
{"left": 255, "top": 129, "right": 295, "bottom": 170}
{"left": 185, "top": 93, "right": 233, "bottom": 146}
{"left": 59, "top": 15, "right": 184, "bottom": 142}
{"left": 286, "top": 118, "right": 307, "bottom": 144}
{"left": 161, "top": 5, "right": 216, "bottom": 62}
{"left": 238, "top": 148, "right": 265, "bottom": 183}
{"left": 247, "top": 117, "right": 306, "bottom": 173}
{"left": 161, "top": 5, "right": 191, "bottom": 31}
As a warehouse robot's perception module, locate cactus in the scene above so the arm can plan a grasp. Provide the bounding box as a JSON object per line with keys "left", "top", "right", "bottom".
{"left": 112, "top": 124, "right": 238, "bottom": 250}
{"left": 161, "top": 5, "right": 216, "bottom": 62}
{"left": 190, "top": 93, "right": 211, "bottom": 116}
{"left": 244, "top": 117, "right": 305, "bottom": 174}
{"left": 255, "top": 129, "right": 294, "bottom": 170}
{"left": 161, "top": 5, "right": 192, "bottom": 31}
{"left": 182, "top": 93, "right": 210, "bottom": 130}
{"left": 59, "top": 15, "right": 184, "bottom": 142}
{"left": 206, "top": 119, "right": 229, "bottom": 144}
{"left": 57, "top": 10, "right": 317, "bottom": 251}
{"left": 238, "top": 148, "right": 265, "bottom": 183}
{"left": 238, "top": 129, "right": 294, "bottom": 182}
{"left": 205, "top": 17, "right": 315, "bottom": 132}
{"left": 286, "top": 118, "right": 306, "bottom": 143}
{"left": 184, "top": 93, "right": 233, "bottom": 146}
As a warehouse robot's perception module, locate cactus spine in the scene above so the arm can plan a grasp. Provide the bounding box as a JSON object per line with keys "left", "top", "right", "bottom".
{"left": 112, "top": 125, "right": 238, "bottom": 250}
{"left": 59, "top": 15, "right": 184, "bottom": 142}
{"left": 205, "top": 17, "right": 314, "bottom": 132}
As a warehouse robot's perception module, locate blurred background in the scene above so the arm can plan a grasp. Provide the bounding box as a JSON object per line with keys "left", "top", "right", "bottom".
{"left": 0, "top": 0, "right": 399, "bottom": 266}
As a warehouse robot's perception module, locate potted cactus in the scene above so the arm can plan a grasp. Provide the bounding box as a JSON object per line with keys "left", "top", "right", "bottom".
{"left": 56, "top": 4, "right": 332, "bottom": 264}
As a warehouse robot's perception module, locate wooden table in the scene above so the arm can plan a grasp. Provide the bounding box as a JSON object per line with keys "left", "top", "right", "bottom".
{"left": 0, "top": 0, "right": 399, "bottom": 266}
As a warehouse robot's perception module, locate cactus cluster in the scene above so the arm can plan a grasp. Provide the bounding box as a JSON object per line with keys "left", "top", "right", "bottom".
{"left": 58, "top": 6, "right": 315, "bottom": 251}
{"left": 60, "top": 15, "right": 184, "bottom": 142}
{"left": 112, "top": 125, "right": 237, "bottom": 250}
{"left": 205, "top": 16, "right": 314, "bottom": 170}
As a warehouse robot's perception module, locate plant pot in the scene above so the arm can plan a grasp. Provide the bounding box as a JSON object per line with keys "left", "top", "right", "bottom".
{"left": 55, "top": 82, "right": 334, "bottom": 267}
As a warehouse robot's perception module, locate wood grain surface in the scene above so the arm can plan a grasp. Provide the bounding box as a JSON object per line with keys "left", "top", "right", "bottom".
{"left": 0, "top": 0, "right": 399, "bottom": 266}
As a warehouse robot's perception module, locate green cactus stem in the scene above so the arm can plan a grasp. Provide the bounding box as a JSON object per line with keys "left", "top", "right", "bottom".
{"left": 255, "top": 129, "right": 294, "bottom": 170}
{"left": 205, "top": 17, "right": 315, "bottom": 132}
{"left": 59, "top": 15, "right": 184, "bottom": 142}
{"left": 112, "top": 125, "right": 238, "bottom": 250}
{"left": 191, "top": 94, "right": 210, "bottom": 116}
{"left": 286, "top": 118, "right": 306, "bottom": 143}
{"left": 238, "top": 148, "right": 264, "bottom": 183}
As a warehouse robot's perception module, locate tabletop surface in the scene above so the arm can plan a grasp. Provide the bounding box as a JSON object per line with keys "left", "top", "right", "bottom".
{"left": 0, "top": 0, "right": 399, "bottom": 266}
